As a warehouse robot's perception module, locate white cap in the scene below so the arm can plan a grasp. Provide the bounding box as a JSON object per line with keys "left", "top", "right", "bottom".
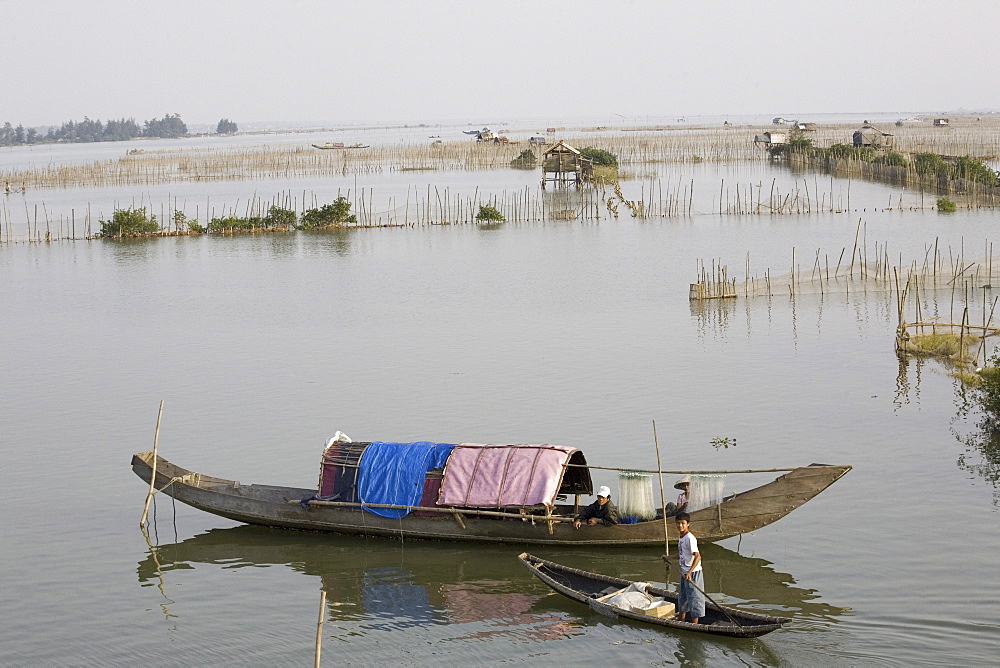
{"left": 597, "top": 486, "right": 611, "bottom": 498}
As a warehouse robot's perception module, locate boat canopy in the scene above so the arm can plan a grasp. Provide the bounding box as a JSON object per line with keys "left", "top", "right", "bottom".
{"left": 438, "top": 443, "right": 593, "bottom": 508}
{"left": 357, "top": 441, "right": 455, "bottom": 518}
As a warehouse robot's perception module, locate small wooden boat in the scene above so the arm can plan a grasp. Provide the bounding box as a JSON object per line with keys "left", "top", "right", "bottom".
{"left": 519, "top": 553, "right": 791, "bottom": 637}
{"left": 131, "top": 441, "right": 850, "bottom": 547}
{"left": 311, "top": 142, "right": 369, "bottom": 149}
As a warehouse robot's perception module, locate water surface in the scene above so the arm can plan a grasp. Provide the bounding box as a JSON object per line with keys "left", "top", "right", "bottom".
{"left": 2, "top": 153, "right": 999, "bottom": 666}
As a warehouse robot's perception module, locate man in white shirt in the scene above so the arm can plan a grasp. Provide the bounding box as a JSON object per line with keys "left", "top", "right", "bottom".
{"left": 670, "top": 511, "right": 704, "bottom": 624}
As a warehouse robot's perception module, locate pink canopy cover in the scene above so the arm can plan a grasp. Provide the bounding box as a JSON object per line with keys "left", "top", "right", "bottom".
{"left": 438, "top": 443, "right": 578, "bottom": 508}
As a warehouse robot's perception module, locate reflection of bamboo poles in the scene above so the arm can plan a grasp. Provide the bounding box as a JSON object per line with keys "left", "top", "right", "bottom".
{"left": 140, "top": 525, "right": 178, "bottom": 622}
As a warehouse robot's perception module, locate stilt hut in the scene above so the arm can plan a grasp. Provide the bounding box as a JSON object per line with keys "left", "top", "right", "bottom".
{"left": 541, "top": 141, "right": 593, "bottom": 188}
{"left": 852, "top": 123, "right": 894, "bottom": 149}
{"left": 754, "top": 131, "right": 787, "bottom": 145}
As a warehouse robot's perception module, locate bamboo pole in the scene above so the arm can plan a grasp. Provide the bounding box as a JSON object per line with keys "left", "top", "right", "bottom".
{"left": 652, "top": 420, "right": 670, "bottom": 567}
{"left": 140, "top": 400, "right": 165, "bottom": 527}
{"left": 315, "top": 589, "right": 326, "bottom": 668}
{"left": 291, "top": 498, "right": 577, "bottom": 522}
{"left": 568, "top": 464, "right": 799, "bottom": 474}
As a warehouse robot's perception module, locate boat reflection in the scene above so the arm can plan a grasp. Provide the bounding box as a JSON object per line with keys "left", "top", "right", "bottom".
{"left": 137, "top": 526, "right": 577, "bottom": 641}
{"left": 137, "top": 526, "right": 846, "bottom": 638}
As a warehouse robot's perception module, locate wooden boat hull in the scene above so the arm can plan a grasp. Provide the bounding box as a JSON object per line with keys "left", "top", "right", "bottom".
{"left": 131, "top": 453, "right": 849, "bottom": 546}
{"left": 518, "top": 553, "right": 791, "bottom": 637}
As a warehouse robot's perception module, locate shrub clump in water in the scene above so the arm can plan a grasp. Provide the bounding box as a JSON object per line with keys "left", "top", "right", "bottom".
{"left": 579, "top": 147, "right": 618, "bottom": 168}
{"left": 299, "top": 197, "right": 357, "bottom": 229}
{"left": 476, "top": 204, "right": 505, "bottom": 222}
{"left": 99, "top": 207, "right": 159, "bottom": 237}
{"left": 510, "top": 149, "right": 537, "bottom": 169}
{"left": 937, "top": 197, "right": 958, "bottom": 213}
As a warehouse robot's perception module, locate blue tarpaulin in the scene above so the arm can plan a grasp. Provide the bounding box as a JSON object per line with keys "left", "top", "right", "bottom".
{"left": 357, "top": 441, "right": 455, "bottom": 518}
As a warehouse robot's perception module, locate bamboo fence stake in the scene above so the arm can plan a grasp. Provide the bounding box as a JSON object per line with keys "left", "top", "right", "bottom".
{"left": 140, "top": 400, "right": 165, "bottom": 527}
{"left": 315, "top": 589, "right": 326, "bottom": 668}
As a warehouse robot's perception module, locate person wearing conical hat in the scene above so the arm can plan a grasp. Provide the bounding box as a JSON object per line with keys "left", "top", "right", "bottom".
{"left": 658, "top": 475, "right": 690, "bottom": 519}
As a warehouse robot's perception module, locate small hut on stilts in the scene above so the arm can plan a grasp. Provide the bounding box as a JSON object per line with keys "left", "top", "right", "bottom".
{"left": 541, "top": 141, "right": 593, "bottom": 189}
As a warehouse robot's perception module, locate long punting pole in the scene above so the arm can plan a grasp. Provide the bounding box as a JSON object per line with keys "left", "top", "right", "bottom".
{"left": 140, "top": 400, "right": 165, "bottom": 527}
{"left": 322, "top": 461, "right": 800, "bottom": 475}
{"left": 652, "top": 421, "right": 669, "bottom": 551}
{"left": 652, "top": 421, "right": 670, "bottom": 586}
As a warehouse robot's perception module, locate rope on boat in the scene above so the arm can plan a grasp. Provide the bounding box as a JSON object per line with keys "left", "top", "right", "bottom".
{"left": 146, "top": 473, "right": 200, "bottom": 499}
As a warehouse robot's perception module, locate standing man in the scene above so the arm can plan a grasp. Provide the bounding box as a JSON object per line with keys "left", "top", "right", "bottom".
{"left": 573, "top": 486, "right": 620, "bottom": 528}
{"left": 666, "top": 511, "right": 704, "bottom": 624}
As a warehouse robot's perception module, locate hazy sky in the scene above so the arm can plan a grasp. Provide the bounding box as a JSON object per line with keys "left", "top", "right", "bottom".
{"left": 3, "top": 0, "right": 997, "bottom": 127}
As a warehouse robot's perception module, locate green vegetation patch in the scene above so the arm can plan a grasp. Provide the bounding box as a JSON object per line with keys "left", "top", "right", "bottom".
{"left": 937, "top": 197, "right": 958, "bottom": 212}
{"left": 771, "top": 134, "right": 1000, "bottom": 188}
{"left": 208, "top": 205, "right": 296, "bottom": 233}
{"left": 909, "top": 332, "right": 977, "bottom": 356}
{"left": 99, "top": 207, "right": 159, "bottom": 237}
{"left": 476, "top": 204, "right": 505, "bottom": 222}
{"left": 299, "top": 197, "right": 357, "bottom": 229}
{"left": 174, "top": 210, "right": 204, "bottom": 233}
{"left": 510, "top": 149, "right": 537, "bottom": 169}
{"left": 579, "top": 147, "right": 618, "bottom": 168}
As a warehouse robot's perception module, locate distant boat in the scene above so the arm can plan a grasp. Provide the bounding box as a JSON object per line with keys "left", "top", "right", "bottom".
{"left": 311, "top": 142, "right": 369, "bottom": 149}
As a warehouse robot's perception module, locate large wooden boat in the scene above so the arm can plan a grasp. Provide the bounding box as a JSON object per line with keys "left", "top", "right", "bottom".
{"left": 131, "top": 443, "right": 850, "bottom": 546}
{"left": 519, "top": 553, "right": 791, "bottom": 637}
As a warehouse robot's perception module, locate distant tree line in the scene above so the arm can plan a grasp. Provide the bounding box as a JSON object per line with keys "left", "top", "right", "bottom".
{"left": 216, "top": 118, "right": 238, "bottom": 134}
{"left": 0, "top": 113, "right": 190, "bottom": 146}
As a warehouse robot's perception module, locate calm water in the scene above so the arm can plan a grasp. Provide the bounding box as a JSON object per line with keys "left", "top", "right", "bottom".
{"left": 2, "top": 141, "right": 1000, "bottom": 666}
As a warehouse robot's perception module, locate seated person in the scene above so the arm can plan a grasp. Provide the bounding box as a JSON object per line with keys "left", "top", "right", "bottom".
{"left": 657, "top": 476, "right": 690, "bottom": 519}
{"left": 574, "top": 486, "right": 620, "bottom": 528}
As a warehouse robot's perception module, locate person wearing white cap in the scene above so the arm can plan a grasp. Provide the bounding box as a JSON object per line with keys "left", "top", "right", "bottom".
{"left": 573, "top": 485, "right": 620, "bottom": 529}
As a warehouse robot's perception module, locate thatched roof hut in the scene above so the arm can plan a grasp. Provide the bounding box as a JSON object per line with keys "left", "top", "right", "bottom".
{"left": 541, "top": 141, "right": 593, "bottom": 187}
{"left": 853, "top": 123, "right": 894, "bottom": 149}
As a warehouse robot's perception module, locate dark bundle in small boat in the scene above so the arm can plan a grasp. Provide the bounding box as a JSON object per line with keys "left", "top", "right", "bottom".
{"left": 519, "top": 553, "right": 790, "bottom": 638}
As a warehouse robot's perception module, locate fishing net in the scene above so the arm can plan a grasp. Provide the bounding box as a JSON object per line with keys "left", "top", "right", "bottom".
{"left": 688, "top": 474, "right": 726, "bottom": 512}
{"left": 618, "top": 471, "right": 656, "bottom": 522}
